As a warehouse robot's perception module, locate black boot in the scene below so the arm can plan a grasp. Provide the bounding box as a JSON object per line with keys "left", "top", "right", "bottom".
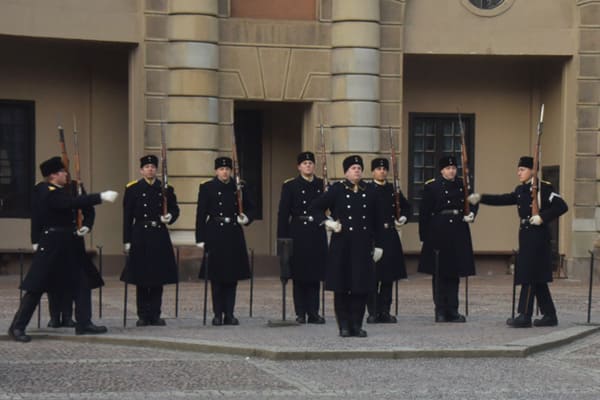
{"left": 435, "top": 310, "right": 448, "bottom": 323}
{"left": 223, "top": 314, "right": 239, "bottom": 325}
{"left": 506, "top": 313, "right": 532, "bottom": 328}
{"left": 339, "top": 320, "right": 351, "bottom": 338}
{"left": 366, "top": 314, "right": 378, "bottom": 324}
{"left": 533, "top": 314, "right": 558, "bottom": 327}
{"left": 379, "top": 312, "right": 397, "bottom": 323}
{"left": 75, "top": 322, "right": 108, "bottom": 335}
{"left": 9, "top": 292, "right": 39, "bottom": 343}
{"left": 351, "top": 323, "right": 367, "bottom": 338}
{"left": 47, "top": 317, "right": 62, "bottom": 328}
{"left": 447, "top": 310, "right": 466, "bottom": 323}
{"left": 307, "top": 314, "right": 325, "bottom": 324}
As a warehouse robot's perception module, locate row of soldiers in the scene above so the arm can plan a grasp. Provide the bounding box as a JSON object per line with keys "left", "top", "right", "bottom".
{"left": 7, "top": 150, "right": 568, "bottom": 342}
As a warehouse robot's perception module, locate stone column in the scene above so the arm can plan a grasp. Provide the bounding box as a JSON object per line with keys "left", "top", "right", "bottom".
{"left": 330, "top": 0, "right": 380, "bottom": 174}
{"left": 574, "top": 1, "right": 600, "bottom": 280}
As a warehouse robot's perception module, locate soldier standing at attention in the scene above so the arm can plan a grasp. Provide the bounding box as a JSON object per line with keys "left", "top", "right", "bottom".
{"left": 310, "top": 155, "right": 383, "bottom": 338}
{"left": 418, "top": 156, "right": 476, "bottom": 323}
{"left": 367, "top": 158, "right": 411, "bottom": 324}
{"left": 8, "top": 156, "right": 117, "bottom": 342}
{"left": 195, "top": 157, "right": 254, "bottom": 326}
{"left": 468, "top": 156, "right": 568, "bottom": 328}
{"left": 121, "top": 155, "right": 180, "bottom": 327}
{"left": 276, "top": 151, "right": 327, "bottom": 324}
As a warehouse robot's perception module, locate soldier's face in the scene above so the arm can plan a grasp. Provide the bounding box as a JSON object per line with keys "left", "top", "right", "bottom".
{"left": 297, "top": 160, "right": 315, "bottom": 176}
{"left": 517, "top": 167, "right": 532, "bottom": 183}
{"left": 140, "top": 164, "right": 157, "bottom": 180}
{"left": 49, "top": 170, "right": 67, "bottom": 186}
{"left": 441, "top": 166, "right": 457, "bottom": 180}
{"left": 344, "top": 164, "right": 363, "bottom": 183}
{"left": 372, "top": 167, "right": 388, "bottom": 181}
{"left": 216, "top": 167, "right": 231, "bottom": 182}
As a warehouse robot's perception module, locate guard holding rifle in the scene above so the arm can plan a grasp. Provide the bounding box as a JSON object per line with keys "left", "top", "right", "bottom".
{"left": 469, "top": 156, "right": 568, "bottom": 327}
{"left": 418, "top": 156, "right": 476, "bottom": 323}
{"left": 8, "top": 157, "right": 117, "bottom": 342}
{"left": 310, "top": 155, "right": 383, "bottom": 338}
{"left": 121, "top": 155, "right": 180, "bottom": 327}
{"left": 195, "top": 157, "right": 254, "bottom": 326}
{"left": 367, "top": 158, "right": 411, "bottom": 324}
{"left": 276, "top": 151, "right": 327, "bottom": 324}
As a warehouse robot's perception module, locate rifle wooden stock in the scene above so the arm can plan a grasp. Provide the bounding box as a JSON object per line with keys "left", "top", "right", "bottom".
{"left": 319, "top": 124, "right": 329, "bottom": 192}
{"left": 388, "top": 127, "right": 402, "bottom": 219}
{"left": 231, "top": 128, "right": 244, "bottom": 215}
{"left": 458, "top": 113, "right": 471, "bottom": 216}
{"left": 531, "top": 104, "right": 544, "bottom": 216}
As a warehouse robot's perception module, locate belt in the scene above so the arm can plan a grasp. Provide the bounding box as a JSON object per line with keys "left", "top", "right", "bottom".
{"left": 213, "top": 216, "right": 233, "bottom": 223}
{"left": 520, "top": 219, "right": 531, "bottom": 226}
{"left": 294, "top": 216, "right": 314, "bottom": 222}
{"left": 45, "top": 227, "right": 74, "bottom": 233}
{"left": 438, "top": 209, "right": 460, "bottom": 216}
{"left": 136, "top": 220, "right": 163, "bottom": 228}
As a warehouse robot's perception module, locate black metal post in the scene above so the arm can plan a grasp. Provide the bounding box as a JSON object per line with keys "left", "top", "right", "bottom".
{"left": 588, "top": 250, "right": 594, "bottom": 324}
{"left": 123, "top": 282, "right": 128, "bottom": 327}
{"left": 97, "top": 245, "right": 103, "bottom": 319}
{"left": 465, "top": 276, "right": 469, "bottom": 316}
{"left": 175, "top": 246, "right": 180, "bottom": 318}
{"left": 249, "top": 248, "right": 254, "bottom": 318}
{"left": 395, "top": 280, "right": 399, "bottom": 316}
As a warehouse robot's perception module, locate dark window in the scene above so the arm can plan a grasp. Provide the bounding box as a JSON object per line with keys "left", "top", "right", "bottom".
{"left": 234, "top": 109, "right": 263, "bottom": 220}
{"left": 0, "top": 100, "right": 35, "bottom": 218}
{"left": 468, "top": 0, "right": 504, "bottom": 9}
{"left": 408, "top": 113, "right": 475, "bottom": 220}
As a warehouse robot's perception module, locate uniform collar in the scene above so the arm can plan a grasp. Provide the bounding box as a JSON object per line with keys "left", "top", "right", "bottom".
{"left": 374, "top": 179, "right": 387, "bottom": 186}
{"left": 299, "top": 174, "right": 314, "bottom": 183}
{"left": 343, "top": 179, "right": 366, "bottom": 192}
{"left": 144, "top": 178, "right": 156, "bottom": 186}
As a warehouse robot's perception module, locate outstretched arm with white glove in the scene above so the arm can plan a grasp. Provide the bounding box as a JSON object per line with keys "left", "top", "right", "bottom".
{"left": 467, "top": 193, "right": 481, "bottom": 205}
{"left": 100, "top": 190, "right": 118, "bottom": 203}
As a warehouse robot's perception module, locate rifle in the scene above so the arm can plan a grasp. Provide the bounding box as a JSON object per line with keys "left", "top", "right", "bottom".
{"left": 72, "top": 115, "right": 84, "bottom": 229}
{"left": 531, "top": 104, "right": 544, "bottom": 216}
{"left": 58, "top": 122, "right": 71, "bottom": 182}
{"left": 160, "top": 117, "right": 168, "bottom": 216}
{"left": 388, "top": 127, "right": 402, "bottom": 219}
{"left": 231, "top": 128, "right": 244, "bottom": 214}
{"left": 319, "top": 124, "right": 329, "bottom": 192}
{"left": 457, "top": 112, "right": 471, "bottom": 216}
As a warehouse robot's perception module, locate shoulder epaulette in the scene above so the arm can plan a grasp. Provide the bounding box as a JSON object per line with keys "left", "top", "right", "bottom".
{"left": 425, "top": 178, "right": 435, "bottom": 185}
{"left": 284, "top": 177, "right": 295, "bottom": 183}
{"left": 126, "top": 180, "right": 138, "bottom": 188}
{"left": 48, "top": 185, "right": 56, "bottom": 191}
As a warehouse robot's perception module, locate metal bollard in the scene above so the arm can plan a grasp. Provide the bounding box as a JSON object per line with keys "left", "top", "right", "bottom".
{"left": 588, "top": 250, "right": 594, "bottom": 324}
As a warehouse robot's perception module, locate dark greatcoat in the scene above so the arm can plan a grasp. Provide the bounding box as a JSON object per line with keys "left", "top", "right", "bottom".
{"left": 276, "top": 175, "right": 328, "bottom": 282}
{"left": 371, "top": 181, "right": 410, "bottom": 282}
{"left": 195, "top": 178, "right": 254, "bottom": 283}
{"left": 418, "top": 176, "right": 477, "bottom": 278}
{"left": 21, "top": 182, "right": 103, "bottom": 292}
{"left": 121, "top": 178, "right": 179, "bottom": 287}
{"left": 309, "top": 179, "right": 382, "bottom": 294}
{"left": 480, "top": 181, "right": 568, "bottom": 284}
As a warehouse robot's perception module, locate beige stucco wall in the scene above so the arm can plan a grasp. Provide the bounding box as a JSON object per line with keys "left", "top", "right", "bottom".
{"left": 0, "top": 37, "right": 130, "bottom": 254}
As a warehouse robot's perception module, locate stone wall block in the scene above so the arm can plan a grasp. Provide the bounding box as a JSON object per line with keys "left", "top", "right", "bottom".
{"left": 168, "top": 15, "right": 219, "bottom": 43}
{"left": 330, "top": 101, "right": 380, "bottom": 127}
{"left": 167, "top": 97, "right": 219, "bottom": 123}
{"left": 331, "top": 22, "right": 380, "bottom": 48}
{"left": 331, "top": 48, "right": 380, "bottom": 75}
{"left": 332, "top": 0, "right": 380, "bottom": 21}
{"left": 168, "top": 42, "right": 219, "bottom": 69}
{"left": 169, "top": 69, "right": 218, "bottom": 96}
{"left": 169, "top": 0, "right": 218, "bottom": 15}
{"left": 332, "top": 75, "right": 379, "bottom": 101}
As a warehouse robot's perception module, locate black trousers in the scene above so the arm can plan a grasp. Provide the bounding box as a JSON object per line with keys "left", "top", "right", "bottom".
{"left": 517, "top": 283, "right": 556, "bottom": 317}
{"left": 48, "top": 291, "right": 73, "bottom": 322}
{"left": 211, "top": 281, "right": 237, "bottom": 317}
{"left": 293, "top": 280, "right": 320, "bottom": 317}
{"left": 334, "top": 292, "right": 368, "bottom": 331}
{"left": 432, "top": 275, "right": 459, "bottom": 315}
{"left": 367, "top": 281, "right": 393, "bottom": 316}
{"left": 136, "top": 285, "right": 163, "bottom": 321}
{"left": 12, "top": 285, "right": 93, "bottom": 331}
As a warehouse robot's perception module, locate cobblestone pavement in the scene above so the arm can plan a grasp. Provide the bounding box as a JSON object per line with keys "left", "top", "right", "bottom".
{"left": 1, "top": 273, "right": 600, "bottom": 399}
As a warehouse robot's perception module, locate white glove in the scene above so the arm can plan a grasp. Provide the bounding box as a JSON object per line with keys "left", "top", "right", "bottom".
{"left": 373, "top": 247, "right": 383, "bottom": 262}
{"left": 237, "top": 213, "right": 249, "bottom": 225}
{"left": 76, "top": 226, "right": 90, "bottom": 236}
{"left": 160, "top": 213, "right": 172, "bottom": 224}
{"left": 124, "top": 242, "right": 131, "bottom": 254}
{"left": 394, "top": 216, "right": 407, "bottom": 230}
{"left": 529, "top": 215, "right": 543, "bottom": 225}
{"left": 463, "top": 212, "right": 475, "bottom": 223}
{"left": 32, "top": 243, "right": 38, "bottom": 252}
{"left": 100, "top": 190, "right": 118, "bottom": 203}
{"left": 325, "top": 219, "right": 342, "bottom": 233}
{"left": 468, "top": 193, "right": 481, "bottom": 205}
{"left": 196, "top": 242, "right": 205, "bottom": 249}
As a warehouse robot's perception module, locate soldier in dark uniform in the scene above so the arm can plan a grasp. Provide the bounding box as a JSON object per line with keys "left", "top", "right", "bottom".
{"left": 195, "top": 157, "right": 254, "bottom": 326}
{"left": 121, "top": 155, "right": 180, "bottom": 327}
{"left": 32, "top": 181, "right": 99, "bottom": 328}
{"left": 468, "top": 156, "right": 568, "bottom": 328}
{"left": 8, "top": 156, "right": 117, "bottom": 342}
{"left": 310, "top": 155, "right": 383, "bottom": 338}
{"left": 276, "top": 151, "right": 328, "bottom": 324}
{"left": 366, "top": 158, "right": 411, "bottom": 324}
{"left": 418, "top": 156, "right": 476, "bottom": 323}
